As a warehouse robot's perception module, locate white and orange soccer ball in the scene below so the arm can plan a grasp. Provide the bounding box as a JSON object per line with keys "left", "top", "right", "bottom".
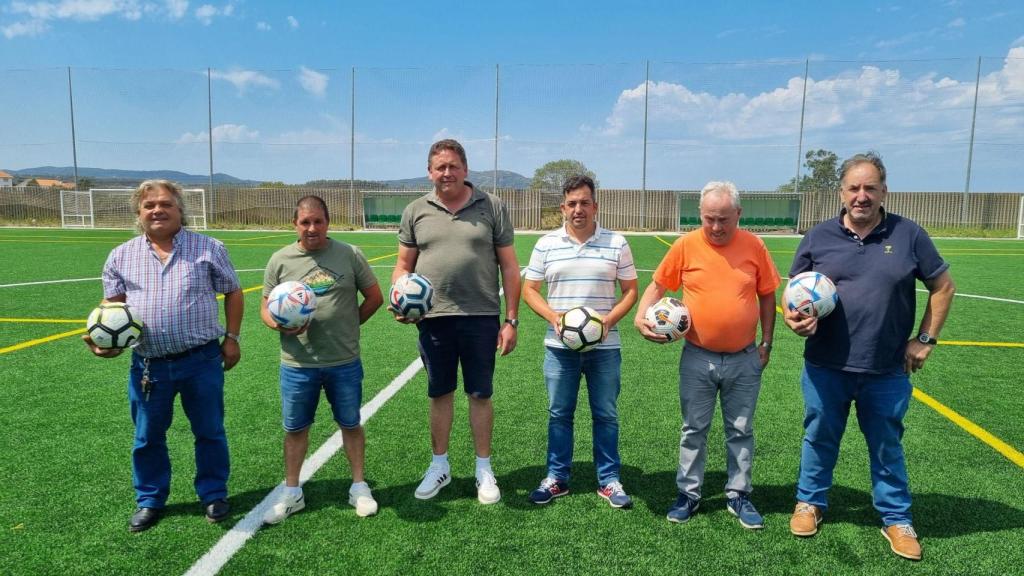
{"left": 644, "top": 297, "right": 690, "bottom": 342}
{"left": 784, "top": 271, "right": 838, "bottom": 318}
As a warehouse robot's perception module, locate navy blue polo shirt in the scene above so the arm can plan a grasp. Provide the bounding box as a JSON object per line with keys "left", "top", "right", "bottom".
{"left": 790, "top": 209, "right": 948, "bottom": 374}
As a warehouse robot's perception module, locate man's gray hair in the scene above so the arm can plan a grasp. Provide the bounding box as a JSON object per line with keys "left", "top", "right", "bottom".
{"left": 699, "top": 180, "right": 741, "bottom": 209}
{"left": 839, "top": 151, "right": 887, "bottom": 185}
{"left": 132, "top": 179, "right": 188, "bottom": 233}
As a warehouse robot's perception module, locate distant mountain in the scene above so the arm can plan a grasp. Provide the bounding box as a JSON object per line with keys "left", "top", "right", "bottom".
{"left": 7, "top": 167, "right": 256, "bottom": 186}
{"left": 379, "top": 170, "right": 531, "bottom": 190}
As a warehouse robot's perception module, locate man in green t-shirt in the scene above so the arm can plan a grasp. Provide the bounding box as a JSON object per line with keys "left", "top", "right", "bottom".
{"left": 261, "top": 195, "right": 384, "bottom": 524}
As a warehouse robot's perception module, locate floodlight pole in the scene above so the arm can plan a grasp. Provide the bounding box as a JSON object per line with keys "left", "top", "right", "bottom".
{"left": 67, "top": 67, "right": 79, "bottom": 189}
{"left": 795, "top": 59, "right": 809, "bottom": 196}
{"left": 641, "top": 60, "right": 650, "bottom": 229}
{"left": 961, "top": 56, "right": 981, "bottom": 224}
{"left": 350, "top": 66, "right": 356, "bottom": 226}
{"left": 207, "top": 68, "right": 215, "bottom": 222}
{"left": 494, "top": 63, "right": 500, "bottom": 194}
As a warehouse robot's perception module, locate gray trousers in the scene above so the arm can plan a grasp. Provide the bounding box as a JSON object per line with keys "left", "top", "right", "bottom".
{"left": 676, "top": 342, "right": 763, "bottom": 500}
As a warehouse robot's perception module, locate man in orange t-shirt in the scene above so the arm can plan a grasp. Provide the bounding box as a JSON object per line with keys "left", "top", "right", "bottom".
{"left": 635, "top": 181, "right": 780, "bottom": 529}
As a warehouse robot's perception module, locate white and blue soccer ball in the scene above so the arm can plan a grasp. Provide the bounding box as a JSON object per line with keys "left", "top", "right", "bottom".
{"left": 559, "top": 306, "right": 605, "bottom": 352}
{"left": 784, "top": 271, "right": 838, "bottom": 318}
{"left": 644, "top": 297, "right": 690, "bottom": 342}
{"left": 390, "top": 273, "right": 434, "bottom": 320}
{"left": 86, "top": 302, "right": 143, "bottom": 349}
{"left": 267, "top": 281, "right": 317, "bottom": 329}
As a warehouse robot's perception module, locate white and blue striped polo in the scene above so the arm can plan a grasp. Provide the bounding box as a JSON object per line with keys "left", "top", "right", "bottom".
{"left": 525, "top": 224, "right": 637, "bottom": 349}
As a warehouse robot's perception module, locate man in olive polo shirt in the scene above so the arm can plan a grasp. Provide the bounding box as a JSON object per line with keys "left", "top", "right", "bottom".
{"left": 392, "top": 138, "right": 521, "bottom": 504}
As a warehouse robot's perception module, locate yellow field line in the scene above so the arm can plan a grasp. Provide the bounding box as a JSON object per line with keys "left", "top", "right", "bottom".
{"left": 0, "top": 318, "right": 82, "bottom": 323}
{"left": 232, "top": 234, "right": 293, "bottom": 242}
{"left": 913, "top": 387, "right": 1024, "bottom": 469}
{"left": 0, "top": 328, "right": 86, "bottom": 355}
{"left": 654, "top": 235, "right": 673, "bottom": 247}
{"left": 941, "top": 340, "right": 1024, "bottom": 348}
{"left": 367, "top": 252, "right": 398, "bottom": 263}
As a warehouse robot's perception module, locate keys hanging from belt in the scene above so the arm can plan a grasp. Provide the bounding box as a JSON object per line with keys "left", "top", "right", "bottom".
{"left": 141, "top": 358, "right": 152, "bottom": 402}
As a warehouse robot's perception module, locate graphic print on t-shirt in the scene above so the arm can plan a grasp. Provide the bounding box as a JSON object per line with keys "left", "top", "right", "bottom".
{"left": 302, "top": 265, "right": 342, "bottom": 296}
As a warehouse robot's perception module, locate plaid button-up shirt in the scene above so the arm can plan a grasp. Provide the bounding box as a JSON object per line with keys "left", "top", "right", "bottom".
{"left": 101, "top": 228, "right": 241, "bottom": 358}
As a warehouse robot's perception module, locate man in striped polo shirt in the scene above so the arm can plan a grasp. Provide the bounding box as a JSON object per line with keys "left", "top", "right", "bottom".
{"left": 84, "top": 180, "right": 243, "bottom": 533}
{"left": 522, "top": 175, "right": 638, "bottom": 508}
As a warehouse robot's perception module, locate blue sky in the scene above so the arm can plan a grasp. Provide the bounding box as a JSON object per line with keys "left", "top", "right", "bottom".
{"left": 1, "top": 1, "right": 1022, "bottom": 191}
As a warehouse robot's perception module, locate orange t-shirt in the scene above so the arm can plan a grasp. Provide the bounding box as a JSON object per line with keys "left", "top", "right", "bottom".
{"left": 652, "top": 229, "right": 780, "bottom": 353}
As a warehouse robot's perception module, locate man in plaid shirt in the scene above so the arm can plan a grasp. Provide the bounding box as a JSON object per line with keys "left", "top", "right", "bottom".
{"left": 84, "top": 180, "right": 244, "bottom": 533}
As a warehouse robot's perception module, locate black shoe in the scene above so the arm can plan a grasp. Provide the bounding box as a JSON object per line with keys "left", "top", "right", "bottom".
{"left": 129, "top": 507, "right": 161, "bottom": 533}
{"left": 205, "top": 499, "right": 230, "bottom": 523}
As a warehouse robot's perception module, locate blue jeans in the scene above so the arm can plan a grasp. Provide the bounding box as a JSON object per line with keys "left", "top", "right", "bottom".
{"left": 796, "top": 362, "right": 913, "bottom": 526}
{"left": 279, "top": 360, "right": 364, "bottom": 431}
{"left": 543, "top": 346, "right": 622, "bottom": 486}
{"left": 129, "top": 341, "right": 229, "bottom": 509}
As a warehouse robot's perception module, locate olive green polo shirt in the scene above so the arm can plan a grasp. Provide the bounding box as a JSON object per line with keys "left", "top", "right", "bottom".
{"left": 398, "top": 184, "right": 514, "bottom": 316}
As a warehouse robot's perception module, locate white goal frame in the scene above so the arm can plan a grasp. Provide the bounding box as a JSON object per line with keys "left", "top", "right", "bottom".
{"left": 1018, "top": 194, "right": 1024, "bottom": 240}
{"left": 60, "top": 188, "right": 208, "bottom": 230}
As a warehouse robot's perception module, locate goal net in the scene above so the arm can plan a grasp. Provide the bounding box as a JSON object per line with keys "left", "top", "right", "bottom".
{"left": 61, "top": 188, "right": 208, "bottom": 230}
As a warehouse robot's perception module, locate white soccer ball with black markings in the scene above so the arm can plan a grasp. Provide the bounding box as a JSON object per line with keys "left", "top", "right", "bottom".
{"left": 267, "top": 281, "right": 317, "bottom": 329}
{"left": 558, "top": 306, "right": 605, "bottom": 352}
{"left": 86, "top": 302, "right": 143, "bottom": 349}
{"left": 644, "top": 297, "right": 690, "bottom": 342}
{"left": 784, "top": 271, "right": 838, "bottom": 318}
{"left": 390, "top": 273, "right": 434, "bottom": 320}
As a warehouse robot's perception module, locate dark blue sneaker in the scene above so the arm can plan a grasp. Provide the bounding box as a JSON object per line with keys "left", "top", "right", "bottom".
{"left": 597, "top": 481, "right": 633, "bottom": 509}
{"left": 666, "top": 494, "right": 700, "bottom": 523}
{"left": 726, "top": 495, "right": 764, "bottom": 529}
{"left": 529, "top": 477, "right": 569, "bottom": 504}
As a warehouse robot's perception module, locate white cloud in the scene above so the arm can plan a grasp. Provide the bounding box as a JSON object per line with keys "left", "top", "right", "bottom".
{"left": 178, "top": 123, "right": 259, "bottom": 144}
{"left": 194, "top": 4, "right": 216, "bottom": 25}
{"left": 165, "top": 0, "right": 187, "bottom": 19}
{"left": 1, "top": 18, "right": 48, "bottom": 38}
{"left": 947, "top": 17, "right": 965, "bottom": 28}
{"left": 287, "top": 15, "right": 298, "bottom": 29}
{"left": 1012, "top": 35, "right": 1024, "bottom": 48}
{"left": 298, "top": 66, "right": 328, "bottom": 98}
{"left": 255, "top": 20, "right": 270, "bottom": 31}
{"left": 209, "top": 68, "right": 280, "bottom": 93}
{"left": 9, "top": 0, "right": 144, "bottom": 21}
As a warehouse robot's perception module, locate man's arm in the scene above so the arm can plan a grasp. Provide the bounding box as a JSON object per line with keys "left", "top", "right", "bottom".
{"left": 757, "top": 291, "right": 777, "bottom": 367}
{"left": 496, "top": 244, "right": 521, "bottom": 356}
{"left": 522, "top": 278, "right": 559, "bottom": 329}
{"left": 221, "top": 288, "right": 244, "bottom": 371}
{"left": 633, "top": 280, "right": 669, "bottom": 343}
{"left": 392, "top": 244, "right": 418, "bottom": 283}
{"left": 358, "top": 283, "right": 384, "bottom": 325}
{"left": 603, "top": 278, "right": 639, "bottom": 338}
{"left": 905, "top": 270, "right": 956, "bottom": 373}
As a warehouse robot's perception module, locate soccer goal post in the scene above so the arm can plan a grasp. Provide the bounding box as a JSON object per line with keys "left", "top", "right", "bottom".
{"left": 61, "top": 188, "right": 208, "bottom": 230}
{"left": 1018, "top": 194, "right": 1024, "bottom": 240}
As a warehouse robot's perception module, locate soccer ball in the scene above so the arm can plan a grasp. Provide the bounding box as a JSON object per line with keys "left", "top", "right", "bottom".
{"left": 558, "top": 306, "right": 605, "bottom": 352}
{"left": 267, "top": 281, "right": 317, "bottom": 329}
{"left": 644, "top": 297, "right": 690, "bottom": 342}
{"left": 390, "top": 273, "right": 434, "bottom": 319}
{"left": 784, "top": 271, "right": 838, "bottom": 318}
{"left": 86, "top": 302, "right": 143, "bottom": 349}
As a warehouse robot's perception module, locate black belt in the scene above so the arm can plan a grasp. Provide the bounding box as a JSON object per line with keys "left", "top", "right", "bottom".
{"left": 144, "top": 339, "right": 219, "bottom": 362}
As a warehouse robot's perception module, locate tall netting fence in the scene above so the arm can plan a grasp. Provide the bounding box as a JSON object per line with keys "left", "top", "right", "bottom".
{"left": 2, "top": 55, "right": 1023, "bottom": 233}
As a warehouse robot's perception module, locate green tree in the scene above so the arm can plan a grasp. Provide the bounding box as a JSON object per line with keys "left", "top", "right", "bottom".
{"left": 260, "top": 181, "right": 288, "bottom": 188}
{"left": 77, "top": 177, "right": 95, "bottom": 191}
{"left": 777, "top": 149, "right": 840, "bottom": 194}
{"left": 530, "top": 159, "right": 598, "bottom": 192}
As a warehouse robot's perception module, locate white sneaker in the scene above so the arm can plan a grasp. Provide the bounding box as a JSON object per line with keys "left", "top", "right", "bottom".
{"left": 263, "top": 490, "right": 305, "bottom": 525}
{"left": 348, "top": 484, "right": 378, "bottom": 517}
{"left": 414, "top": 464, "right": 451, "bottom": 500}
{"left": 476, "top": 468, "right": 501, "bottom": 505}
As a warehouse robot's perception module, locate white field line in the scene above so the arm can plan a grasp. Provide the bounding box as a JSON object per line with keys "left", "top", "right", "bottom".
{"left": 183, "top": 358, "right": 424, "bottom": 576}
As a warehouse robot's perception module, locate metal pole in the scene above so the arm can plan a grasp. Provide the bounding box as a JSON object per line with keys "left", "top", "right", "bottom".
{"left": 493, "top": 63, "right": 500, "bottom": 194}
{"left": 207, "top": 68, "right": 215, "bottom": 223}
{"left": 641, "top": 60, "right": 650, "bottom": 229}
{"left": 67, "top": 67, "right": 79, "bottom": 189}
{"left": 350, "top": 66, "right": 356, "bottom": 226}
{"left": 962, "top": 56, "right": 982, "bottom": 224}
{"left": 795, "top": 59, "right": 809, "bottom": 196}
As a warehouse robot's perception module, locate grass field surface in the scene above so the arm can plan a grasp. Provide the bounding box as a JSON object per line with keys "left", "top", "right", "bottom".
{"left": 1, "top": 228, "right": 1022, "bottom": 575}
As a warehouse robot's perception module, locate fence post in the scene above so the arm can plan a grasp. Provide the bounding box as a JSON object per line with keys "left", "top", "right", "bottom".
{"left": 962, "top": 56, "right": 981, "bottom": 225}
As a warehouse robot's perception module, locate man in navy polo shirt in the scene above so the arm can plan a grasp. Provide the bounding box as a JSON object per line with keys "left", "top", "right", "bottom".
{"left": 783, "top": 152, "right": 955, "bottom": 561}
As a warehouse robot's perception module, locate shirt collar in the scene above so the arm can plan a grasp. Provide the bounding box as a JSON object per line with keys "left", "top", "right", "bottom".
{"left": 559, "top": 222, "right": 603, "bottom": 246}
{"left": 426, "top": 181, "right": 481, "bottom": 214}
{"left": 837, "top": 206, "right": 888, "bottom": 239}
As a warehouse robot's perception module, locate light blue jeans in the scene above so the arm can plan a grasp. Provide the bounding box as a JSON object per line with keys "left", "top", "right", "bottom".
{"left": 543, "top": 347, "right": 622, "bottom": 486}
{"left": 797, "top": 362, "right": 913, "bottom": 526}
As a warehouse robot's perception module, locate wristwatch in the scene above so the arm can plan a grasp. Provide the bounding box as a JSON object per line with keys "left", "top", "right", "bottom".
{"left": 759, "top": 341, "right": 773, "bottom": 352}
{"left": 916, "top": 332, "right": 937, "bottom": 345}
{"left": 224, "top": 332, "right": 241, "bottom": 343}
{"left": 504, "top": 318, "right": 519, "bottom": 328}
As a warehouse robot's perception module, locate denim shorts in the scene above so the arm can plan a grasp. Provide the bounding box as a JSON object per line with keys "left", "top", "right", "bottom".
{"left": 279, "top": 359, "right": 363, "bottom": 431}
{"left": 416, "top": 315, "right": 499, "bottom": 399}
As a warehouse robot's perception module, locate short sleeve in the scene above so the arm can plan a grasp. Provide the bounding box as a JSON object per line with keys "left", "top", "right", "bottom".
{"left": 912, "top": 227, "right": 949, "bottom": 281}
{"left": 616, "top": 239, "right": 638, "bottom": 281}
{"left": 209, "top": 240, "right": 241, "bottom": 294}
{"left": 353, "top": 246, "right": 378, "bottom": 290}
{"left": 492, "top": 197, "right": 514, "bottom": 248}
{"left": 524, "top": 237, "right": 547, "bottom": 281}
{"left": 652, "top": 237, "right": 685, "bottom": 291}
{"left": 755, "top": 239, "right": 781, "bottom": 295}
{"left": 101, "top": 249, "right": 126, "bottom": 299}
{"left": 397, "top": 202, "right": 417, "bottom": 247}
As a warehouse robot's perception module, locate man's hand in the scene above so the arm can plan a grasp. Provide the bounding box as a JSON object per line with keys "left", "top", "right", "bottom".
{"left": 783, "top": 307, "right": 817, "bottom": 337}
{"left": 388, "top": 305, "right": 422, "bottom": 324}
{"left": 757, "top": 344, "right": 771, "bottom": 368}
{"left": 82, "top": 334, "right": 124, "bottom": 358}
{"left": 221, "top": 338, "right": 241, "bottom": 371}
{"left": 904, "top": 340, "right": 935, "bottom": 374}
{"left": 634, "top": 317, "right": 669, "bottom": 343}
{"left": 496, "top": 322, "right": 517, "bottom": 356}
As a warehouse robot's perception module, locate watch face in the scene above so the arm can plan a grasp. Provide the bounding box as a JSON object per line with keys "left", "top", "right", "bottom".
{"left": 918, "top": 333, "right": 931, "bottom": 343}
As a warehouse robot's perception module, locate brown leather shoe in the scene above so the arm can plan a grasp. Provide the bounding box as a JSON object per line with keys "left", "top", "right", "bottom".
{"left": 790, "top": 502, "right": 823, "bottom": 536}
{"left": 882, "top": 524, "right": 922, "bottom": 561}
